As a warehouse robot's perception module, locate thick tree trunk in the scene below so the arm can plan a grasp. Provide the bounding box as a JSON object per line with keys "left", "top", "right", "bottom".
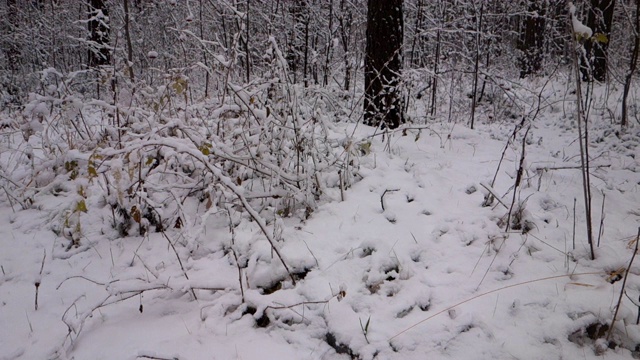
{"left": 88, "top": 0, "right": 110, "bottom": 67}
{"left": 582, "top": 0, "right": 616, "bottom": 82}
{"left": 364, "top": 0, "right": 404, "bottom": 129}
{"left": 518, "top": 1, "right": 546, "bottom": 78}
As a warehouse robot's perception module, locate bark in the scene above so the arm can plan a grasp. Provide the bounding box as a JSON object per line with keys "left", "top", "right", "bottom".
{"left": 5, "top": 0, "right": 20, "bottom": 73}
{"left": 621, "top": 0, "right": 640, "bottom": 127}
{"left": 581, "top": 0, "right": 616, "bottom": 81}
{"left": 88, "top": 0, "right": 110, "bottom": 67}
{"left": 123, "top": 0, "right": 134, "bottom": 81}
{"left": 518, "top": 0, "right": 546, "bottom": 78}
{"left": 338, "top": 0, "right": 353, "bottom": 91}
{"left": 364, "top": 0, "right": 404, "bottom": 129}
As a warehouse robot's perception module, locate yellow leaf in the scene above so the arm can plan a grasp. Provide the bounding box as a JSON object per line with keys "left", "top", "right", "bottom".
{"left": 199, "top": 143, "right": 212, "bottom": 156}
{"left": 75, "top": 199, "right": 88, "bottom": 213}
{"left": 592, "top": 33, "right": 609, "bottom": 44}
{"left": 88, "top": 164, "right": 97, "bottom": 178}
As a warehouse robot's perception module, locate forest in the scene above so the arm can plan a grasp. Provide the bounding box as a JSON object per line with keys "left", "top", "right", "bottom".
{"left": 1, "top": 0, "right": 640, "bottom": 359}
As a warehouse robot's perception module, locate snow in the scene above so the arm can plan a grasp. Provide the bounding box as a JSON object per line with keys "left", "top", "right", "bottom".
{"left": 1, "top": 79, "right": 640, "bottom": 360}
{"left": 570, "top": 3, "right": 593, "bottom": 39}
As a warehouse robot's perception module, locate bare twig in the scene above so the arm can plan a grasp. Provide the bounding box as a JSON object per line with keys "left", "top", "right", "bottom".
{"left": 390, "top": 271, "right": 604, "bottom": 341}
{"left": 505, "top": 126, "right": 530, "bottom": 232}
{"left": 597, "top": 192, "right": 606, "bottom": 247}
{"left": 534, "top": 164, "right": 610, "bottom": 171}
{"left": 572, "top": 198, "right": 577, "bottom": 250}
{"left": 160, "top": 231, "right": 197, "bottom": 300}
{"left": 381, "top": 189, "right": 400, "bottom": 212}
{"left": 608, "top": 227, "right": 640, "bottom": 340}
{"left": 479, "top": 183, "right": 508, "bottom": 209}
{"left": 137, "top": 355, "right": 180, "bottom": 360}
{"left": 35, "top": 250, "right": 45, "bottom": 311}
{"left": 57, "top": 276, "right": 114, "bottom": 290}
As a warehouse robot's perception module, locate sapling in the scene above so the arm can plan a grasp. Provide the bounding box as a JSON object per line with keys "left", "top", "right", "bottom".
{"left": 569, "top": 3, "right": 595, "bottom": 260}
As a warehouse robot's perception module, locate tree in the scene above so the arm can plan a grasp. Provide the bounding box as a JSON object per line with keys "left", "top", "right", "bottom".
{"left": 621, "top": 0, "right": 640, "bottom": 127}
{"left": 364, "top": 0, "right": 404, "bottom": 129}
{"left": 582, "top": 0, "right": 616, "bottom": 81}
{"left": 88, "top": 0, "right": 110, "bottom": 67}
{"left": 517, "top": 0, "right": 546, "bottom": 78}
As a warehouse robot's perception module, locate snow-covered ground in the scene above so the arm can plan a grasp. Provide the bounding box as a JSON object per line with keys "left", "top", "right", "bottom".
{"left": 1, "top": 81, "right": 640, "bottom": 360}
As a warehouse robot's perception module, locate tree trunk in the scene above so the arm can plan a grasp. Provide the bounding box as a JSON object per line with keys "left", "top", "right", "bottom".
{"left": 470, "top": 2, "right": 483, "bottom": 130}
{"left": 88, "top": 0, "right": 110, "bottom": 67}
{"left": 5, "top": 0, "right": 20, "bottom": 73}
{"left": 338, "top": 0, "right": 353, "bottom": 91}
{"left": 518, "top": 0, "right": 546, "bottom": 78}
{"left": 364, "top": 0, "right": 404, "bottom": 129}
{"left": 322, "top": 0, "right": 334, "bottom": 87}
{"left": 582, "top": 0, "right": 616, "bottom": 82}
{"left": 409, "top": 0, "right": 424, "bottom": 68}
{"left": 123, "top": 0, "right": 134, "bottom": 81}
{"left": 288, "top": 0, "right": 307, "bottom": 83}
{"left": 621, "top": 0, "right": 640, "bottom": 127}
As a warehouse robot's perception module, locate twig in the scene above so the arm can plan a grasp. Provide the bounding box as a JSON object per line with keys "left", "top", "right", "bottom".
{"left": 608, "top": 227, "right": 640, "bottom": 340}
{"left": 572, "top": 198, "right": 577, "bottom": 250}
{"left": 597, "top": 191, "right": 606, "bottom": 247}
{"left": 338, "top": 170, "right": 345, "bottom": 202}
{"left": 479, "top": 183, "right": 508, "bottom": 209}
{"left": 380, "top": 189, "right": 400, "bottom": 212}
{"left": 160, "top": 231, "right": 197, "bottom": 300}
{"left": 137, "top": 355, "right": 179, "bottom": 360}
{"left": 35, "top": 250, "right": 46, "bottom": 310}
{"left": 484, "top": 118, "right": 527, "bottom": 207}
{"left": 265, "top": 290, "right": 343, "bottom": 317}
{"left": 57, "top": 275, "right": 114, "bottom": 290}
{"left": 505, "top": 126, "right": 530, "bottom": 232}
{"left": 25, "top": 311, "right": 33, "bottom": 333}
{"left": 226, "top": 207, "right": 245, "bottom": 303}
{"left": 534, "top": 164, "right": 610, "bottom": 171}
{"left": 390, "top": 271, "right": 604, "bottom": 341}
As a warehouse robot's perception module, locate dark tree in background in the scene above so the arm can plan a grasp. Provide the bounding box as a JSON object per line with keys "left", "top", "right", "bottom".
{"left": 582, "top": 0, "right": 616, "bottom": 81}
{"left": 5, "top": 0, "right": 19, "bottom": 69}
{"left": 88, "top": 0, "right": 110, "bottom": 67}
{"left": 364, "top": 0, "right": 404, "bottom": 129}
{"left": 518, "top": 0, "right": 546, "bottom": 78}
